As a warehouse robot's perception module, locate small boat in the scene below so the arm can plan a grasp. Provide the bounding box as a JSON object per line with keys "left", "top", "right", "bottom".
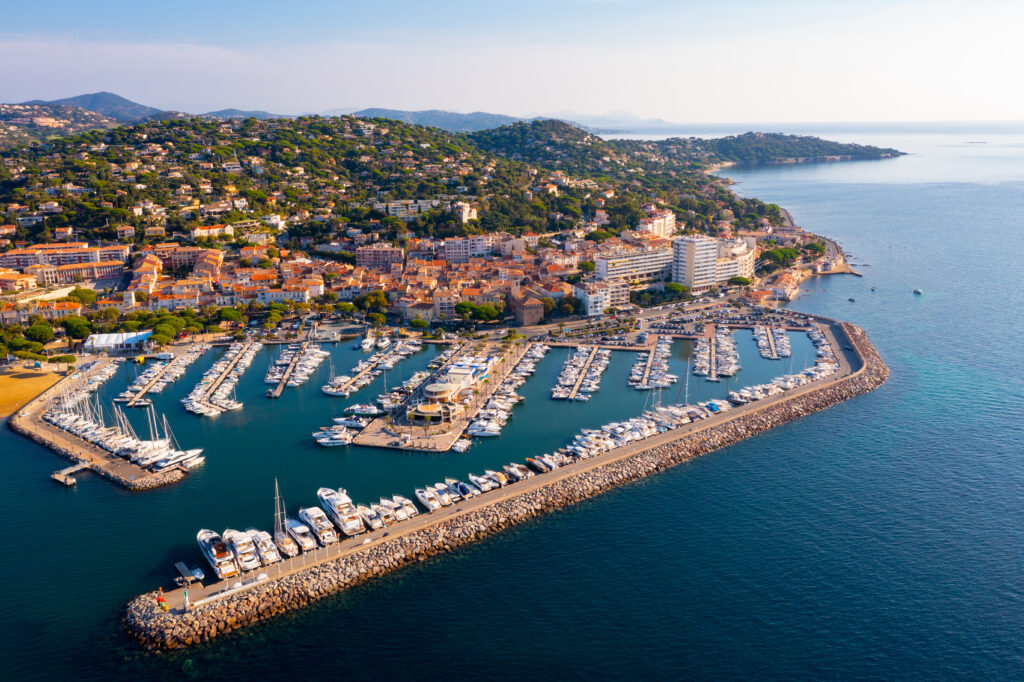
{"left": 393, "top": 495, "right": 419, "bottom": 517}
{"left": 196, "top": 529, "right": 240, "bottom": 580}
{"left": 468, "top": 473, "right": 495, "bottom": 491}
{"left": 914, "top": 288, "right": 923, "bottom": 295}
{"left": 298, "top": 506, "right": 339, "bottom": 545}
{"left": 485, "top": 469, "right": 509, "bottom": 487}
{"left": 415, "top": 487, "right": 441, "bottom": 511}
{"left": 848, "top": 297, "right": 855, "bottom": 302}
{"left": 357, "top": 504, "right": 385, "bottom": 529}
{"left": 246, "top": 529, "right": 282, "bottom": 565}
{"left": 285, "top": 518, "right": 318, "bottom": 552}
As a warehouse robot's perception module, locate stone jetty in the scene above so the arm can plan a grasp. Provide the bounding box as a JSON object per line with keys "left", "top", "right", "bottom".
{"left": 124, "top": 321, "right": 887, "bottom": 650}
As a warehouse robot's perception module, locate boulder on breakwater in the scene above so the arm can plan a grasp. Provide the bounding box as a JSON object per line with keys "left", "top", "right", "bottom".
{"left": 124, "top": 322, "right": 887, "bottom": 651}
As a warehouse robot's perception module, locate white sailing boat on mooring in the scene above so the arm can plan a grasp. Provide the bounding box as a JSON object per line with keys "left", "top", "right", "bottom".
{"left": 272, "top": 479, "right": 300, "bottom": 558}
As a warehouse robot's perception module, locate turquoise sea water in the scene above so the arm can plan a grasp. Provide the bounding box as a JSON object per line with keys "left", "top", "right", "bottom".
{"left": 2, "top": 131, "right": 1023, "bottom": 679}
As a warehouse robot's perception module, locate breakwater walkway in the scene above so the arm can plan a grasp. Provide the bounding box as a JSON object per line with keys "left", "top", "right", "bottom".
{"left": 9, "top": 360, "right": 184, "bottom": 490}
{"left": 124, "top": 318, "right": 888, "bottom": 649}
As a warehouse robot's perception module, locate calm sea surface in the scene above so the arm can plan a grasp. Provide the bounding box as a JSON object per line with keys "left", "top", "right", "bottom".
{"left": 2, "top": 130, "right": 1023, "bottom": 680}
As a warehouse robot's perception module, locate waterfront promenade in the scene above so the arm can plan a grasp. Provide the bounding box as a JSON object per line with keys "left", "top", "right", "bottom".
{"left": 133, "top": 318, "right": 871, "bottom": 635}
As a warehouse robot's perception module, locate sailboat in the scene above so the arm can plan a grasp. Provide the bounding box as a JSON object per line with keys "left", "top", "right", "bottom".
{"left": 273, "top": 479, "right": 300, "bottom": 558}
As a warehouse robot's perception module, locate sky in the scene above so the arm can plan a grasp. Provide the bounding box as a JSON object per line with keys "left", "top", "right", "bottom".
{"left": 1, "top": 0, "right": 1022, "bottom": 123}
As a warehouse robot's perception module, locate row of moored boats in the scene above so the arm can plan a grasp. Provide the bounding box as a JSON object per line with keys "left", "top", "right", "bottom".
{"left": 114, "top": 344, "right": 211, "bottom": 405}
{"left": 182, "top": 341, "right": 261, "bottom": 416}
{"left": 551, "top": 346, "right": 611, "bottom": 400}
{"left": 629, "top": 335, "right": 678, "bottom": 390}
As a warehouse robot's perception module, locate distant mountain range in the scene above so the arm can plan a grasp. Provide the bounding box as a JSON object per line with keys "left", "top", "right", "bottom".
{"left": 1, "top": 91, "right": 706, "bottom": 146}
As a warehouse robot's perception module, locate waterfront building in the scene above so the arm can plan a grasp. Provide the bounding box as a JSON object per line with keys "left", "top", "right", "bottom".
{"left": 595, "top": 246, "right": 672, "bottom": 285}
{"left": 672, "top": 236, "right": 720, "bottom": 291}
{"left": 573, "top": 280, "right": 628, "bottom": 316}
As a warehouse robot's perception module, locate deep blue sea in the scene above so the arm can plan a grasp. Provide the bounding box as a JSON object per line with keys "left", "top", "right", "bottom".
{"left": 1, "top": 130, "right": 1023, "bottom": 680}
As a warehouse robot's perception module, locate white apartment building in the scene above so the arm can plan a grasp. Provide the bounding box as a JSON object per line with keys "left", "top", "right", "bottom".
{"left": 673, "top": 236, "right": 756, "bottom": 291}
{"left": 443, "top": 235, "right": 493, "bottom": 263}
{"left": 595, "top": 246, "right": 673, "bottom": 284}
{"left": 672, "top": 236, "right": 719, "bottom": 291}
{"left": 637, "top": 208, "right": 677, "bottom": 238}
{"left": 573, "top": 280, "right": 629, "bottom": 316}
{"left": 714, "top": 238, "right": 756, "bottom": 282}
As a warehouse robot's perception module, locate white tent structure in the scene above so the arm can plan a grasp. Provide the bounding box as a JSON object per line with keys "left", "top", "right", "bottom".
{"left": 82, "top": 331, "right": 153, "bottom": 353}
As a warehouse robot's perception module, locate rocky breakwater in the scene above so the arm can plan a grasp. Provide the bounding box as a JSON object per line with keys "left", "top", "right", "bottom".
{"left": 124, "top": 323, "right": 887, "bottom": 651}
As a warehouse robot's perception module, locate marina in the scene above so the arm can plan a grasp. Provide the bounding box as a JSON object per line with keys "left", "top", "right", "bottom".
{"left": 119, "top": 344, "right": 211, "bottom": 407}
{"left": 182, "top": 340, "right": 261, "bottom": 417}
{"left": 123, "top": 318, "right": 885, "bottom": 649}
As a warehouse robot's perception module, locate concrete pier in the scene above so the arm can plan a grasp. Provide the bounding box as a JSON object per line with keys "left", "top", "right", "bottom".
{"left": 639, "top": 335, "right": 660, "bottom": 386}
{"left": 124, "top": 318, "right": 888, "bottom": 650}
{"left": 267, "top": 341, "right": 308, "bottom": 399}
{"left": 9, "top": 360, "right": 184, "bottom": 490}
{"left": 567, "top": 345, "right": 600, "bottom": 400}
{"left": 353, "top": 341, "right": 532, "bottom": 452}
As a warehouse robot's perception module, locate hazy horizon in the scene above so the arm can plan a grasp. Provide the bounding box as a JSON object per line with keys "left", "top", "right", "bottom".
{"left": 2, "top": 0, "right": 1022, "bottom": 124}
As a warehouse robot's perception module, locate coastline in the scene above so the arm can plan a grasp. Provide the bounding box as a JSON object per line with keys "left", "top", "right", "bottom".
{"left": 123, "top": 320, "right": 888, "bottom": 651}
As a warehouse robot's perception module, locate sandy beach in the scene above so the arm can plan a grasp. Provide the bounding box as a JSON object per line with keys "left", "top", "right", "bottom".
{"left": 0, "top": 367, "right": 64, "bottom": 419}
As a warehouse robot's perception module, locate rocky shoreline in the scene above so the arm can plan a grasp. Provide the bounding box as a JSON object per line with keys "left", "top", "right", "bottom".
{"left": 124, "top": 321, "right": 887, "bottom": 651}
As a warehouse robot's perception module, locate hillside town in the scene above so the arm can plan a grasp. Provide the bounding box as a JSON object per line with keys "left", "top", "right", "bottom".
{"left": 0, "top": 116, "right": 845, "bottom": 358}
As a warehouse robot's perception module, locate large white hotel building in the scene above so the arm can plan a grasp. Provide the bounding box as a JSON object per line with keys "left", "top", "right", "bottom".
{"left": 672, "top": 236, "right": 756, "bottom": 291}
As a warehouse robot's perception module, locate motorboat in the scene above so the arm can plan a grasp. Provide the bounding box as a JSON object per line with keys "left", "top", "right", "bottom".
{"left": 197, "top": 529, "right": 240, "bottom": 580}
{"left": 431, "top": 483, "right": 453, "bottom": 506}
{"left": 345, "top": 403, "right": 385, "bottom": 417}
{"left": 357, "top": 504, "right": 384, "bottom": 529}
{"left": 445, "top": 477, "right": 477, "bottom": 498}
{"left": 298, "top": 506, "right": 339, "bottom": 545}
{"left": 373, "top": 502, "right": 396, "bottom": 525}
{"left": 223, "top": 528, "right": 262, "bottom": 571}
{"left": 316, "top": 487, "right": 366, "bottom": 536}
{"left": 380, "top": 497, "right": 409, "bottom": 522}
{"left": 485, "top": 469, "right": 509, "bottom": 487}
{"left": 285, "top": 518, "right": 318, "bottom": 552}
{"left": 393, "top": 495, "right": 419, "bottom": 517}
{"left": 467, "top": 473, "right": 495, "bottom": 492}
{"left": 415, "top": 487, "right": 441, "bottom": 511}
{"left": 246, "top": 529, "right": 282, "bottom": 565}
{"left": 332, "top": 415, "right": 371, "bottom": 429}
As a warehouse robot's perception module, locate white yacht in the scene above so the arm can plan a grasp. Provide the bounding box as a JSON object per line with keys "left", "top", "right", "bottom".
{"left": 361, "top": 333, "right": 376, "bottom": 351}
{"left": 393, "top": 495, "right": 419, "bottom": 517}
{"left": 298, "top": 506, "right": 339, "bottom": 545}
{"left": 468, "top": 473, "right": 495, "bottom": 492}
{"left": 285, "top": 518, "right": 318, "bottom": 552}
{"left": 431, "top": 483, "right": 453, "bottom": 506}
{"left": 316, "top": 487, "right": 366, "bottom": 536}
{"left": 223, "top": 528, "right": 262, "bottom": 571}
{"left": 273, "top": 480, "right": 300, "bottom": 557}
{"left": 197, "top": 529, "right": 240, "bottom": 580}
{"left": 246, "top": 529, "right": 282, "bottom": 565}
{"left": 380, "top": 497, "right": 409, "bottom": 522}
{"left": 331, "top": 415, "right": 371, "bottom": 429}
{"left": 357, "top": 504, "right": 384, "bottom": 529}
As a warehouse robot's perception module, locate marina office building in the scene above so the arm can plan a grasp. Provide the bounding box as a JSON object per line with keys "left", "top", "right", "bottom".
{"left": 672, "top": 236, "right": 756, "bottom": 292}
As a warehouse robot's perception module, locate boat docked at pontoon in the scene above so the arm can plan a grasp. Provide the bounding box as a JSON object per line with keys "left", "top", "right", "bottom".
{"left": 197, "top": 529, "right": 240, "bottom": 580}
